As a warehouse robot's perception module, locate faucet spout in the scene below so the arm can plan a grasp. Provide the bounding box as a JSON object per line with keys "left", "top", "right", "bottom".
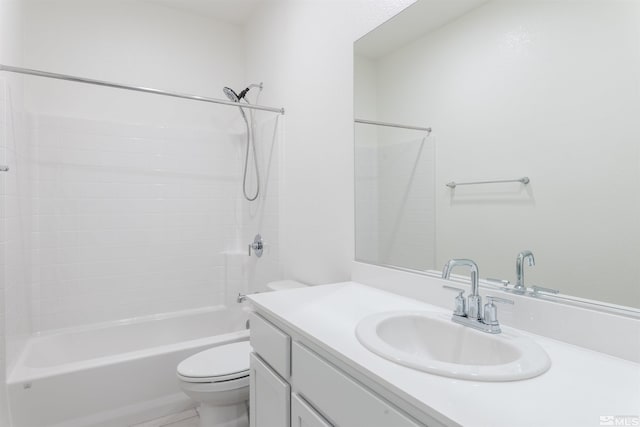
{"left": 515, "top": 250, "right": 535, "bottom": 292}
{"left": 442, "top": 258, "right": 514, "bottom": 333}
{"left": 442, "top": 259, "right": 481, "bottom": 319}
{"left": 442, "top": 258, "right": 479, "bottom": 295}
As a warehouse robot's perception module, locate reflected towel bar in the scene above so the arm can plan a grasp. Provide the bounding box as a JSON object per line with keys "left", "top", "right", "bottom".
{"left": 0, "top": 64, "right": 285, "bottom": 114}
{"left": 355, "top": 118, "right": 432, "bottom": 133}
{"left": 446, "top": 177, "right": 530, "bottom": 189}
{"left": 0, "top": 166, "right": 8, "bottom": 172}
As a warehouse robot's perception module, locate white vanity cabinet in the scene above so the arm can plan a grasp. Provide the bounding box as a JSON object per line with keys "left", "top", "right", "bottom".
{"left": 292, "top": 342, "right": 421, "bottom": 427}
{"left": 291, "top": 393, "right": 332, "bottom": 427}
{"left": 249, "top": 312, "right": 291, "bottom": 427}
{"left": 250, "top": 353, "right": 290, "bottom": 427}
{"left": 249, "top": 311, "right": 423, "bottom": 427}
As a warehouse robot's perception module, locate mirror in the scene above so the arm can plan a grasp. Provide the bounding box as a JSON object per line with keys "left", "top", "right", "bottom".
{"left": 354, "top": 0, "right": 640, "bottom": 310}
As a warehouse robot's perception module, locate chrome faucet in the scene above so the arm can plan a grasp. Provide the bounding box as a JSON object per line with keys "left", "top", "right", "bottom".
{"left": 515, "top": 250, "right": 535, "bottom": 293}
{"left": 442, "top": 258, "right": 513, "bottom": 333}
{"left": 442, "top": 259, "right": 481, "bottom": 320}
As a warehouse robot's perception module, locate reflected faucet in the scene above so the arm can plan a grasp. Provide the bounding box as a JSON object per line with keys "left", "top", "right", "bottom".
{"left": 442, "top": 259, "right": 481, "bottom": 320}
{"left": 515, "top": 250, "right": 535, "bottom": 293}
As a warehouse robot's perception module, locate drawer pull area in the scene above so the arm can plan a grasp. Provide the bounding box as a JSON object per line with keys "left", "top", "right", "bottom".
{"left": 250, "top": 312, "right": 291, "bottom": 378}
{"left": 292, "top": 342, "right": 422, "bottom": 427}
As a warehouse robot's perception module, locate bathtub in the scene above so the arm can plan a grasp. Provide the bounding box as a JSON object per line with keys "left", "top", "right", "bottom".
{"left": 7, "top": 305, "right": 250, "bottom": 427}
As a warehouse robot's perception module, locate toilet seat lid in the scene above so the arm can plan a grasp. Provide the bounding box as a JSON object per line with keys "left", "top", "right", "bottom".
{"left": 178, "top": 341, "right": 250, "bottom": 382}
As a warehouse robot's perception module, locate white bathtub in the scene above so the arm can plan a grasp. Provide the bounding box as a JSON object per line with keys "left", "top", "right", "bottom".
{"left": 7, "top": 306, "right": 250, "bottom": 427}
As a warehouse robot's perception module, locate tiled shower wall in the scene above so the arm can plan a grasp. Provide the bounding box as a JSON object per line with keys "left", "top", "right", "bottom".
{"left": 1, "top": 0, "right": 24, "bottom": 421}
{"left": 29, "top": 114, "right": 254, "bottom": 331}
{"left": 17, "top": 0, "right": 285, "bottom": 334}
{"left": 241, "top": 112, "right": 283, "bottom": 294}
{"left": 0, "top": 77, "right": 8, "bottom": 427}
{"left": 1, "top": 77, "right": 31, "bottom": 424}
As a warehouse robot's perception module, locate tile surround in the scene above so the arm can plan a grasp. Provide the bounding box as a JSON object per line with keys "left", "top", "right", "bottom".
{"left": 27, "top": 113, "right": 281, "bottom": 332}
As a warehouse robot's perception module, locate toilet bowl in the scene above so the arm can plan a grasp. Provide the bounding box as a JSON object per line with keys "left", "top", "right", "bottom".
{"left": 177, "top": 280, "right": 307, "bottom": 426}
{"left": 177, "top": 341, "right": 251, "bottom": 427}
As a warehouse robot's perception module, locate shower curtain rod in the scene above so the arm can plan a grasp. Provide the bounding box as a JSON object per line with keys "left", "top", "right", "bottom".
{"left": 0, "top": 64, "right": 285, "bottom": 114}
{"left": 355, "top": 118, "right": 432, "bottom": 133}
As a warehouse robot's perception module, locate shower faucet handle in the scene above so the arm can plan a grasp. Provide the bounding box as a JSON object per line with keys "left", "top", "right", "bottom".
{"left": 248, "top": 234, "right": 263, "bottom": 257}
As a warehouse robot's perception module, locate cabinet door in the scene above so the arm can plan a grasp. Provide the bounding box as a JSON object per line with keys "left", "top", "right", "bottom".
{"left": 250, "top": 352, "right": 290, "bottom": 427}
{"left": 291, "top": 393, "right": 332, "bottom": 427}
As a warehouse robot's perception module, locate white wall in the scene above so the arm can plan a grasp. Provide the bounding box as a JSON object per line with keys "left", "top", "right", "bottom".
{"left": 21, "top": 0, "right": 256, "bottom": 331}
{"left": 0, "top": 0, "right": 27, "bottom": 423}
{"left": 245, "top": 0, "right": 415, "bottom": 285}
{"left": 359, "top": 0, "right": 640, "bottom": 306}
{"left": 22, "top": 0, "right": 245, "bottom": 128}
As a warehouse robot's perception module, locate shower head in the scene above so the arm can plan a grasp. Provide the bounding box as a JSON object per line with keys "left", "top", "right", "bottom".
{"left": 222, "top": 83, "right": 263, "bottom": 102}
{"left": 223, "top": 87, "right": 240, "bottom": 102}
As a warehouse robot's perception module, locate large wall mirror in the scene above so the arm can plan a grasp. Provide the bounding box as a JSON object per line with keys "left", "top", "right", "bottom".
{"left": 354, "top": 0, "right": 640, "bottom": 311}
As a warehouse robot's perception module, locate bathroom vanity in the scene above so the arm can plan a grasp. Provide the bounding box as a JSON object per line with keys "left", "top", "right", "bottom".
{"left": 248, "top": 292, "right": 424, "bottom": 427}
{"left": 248, "top": 281, "right": 640, "bottom": 427}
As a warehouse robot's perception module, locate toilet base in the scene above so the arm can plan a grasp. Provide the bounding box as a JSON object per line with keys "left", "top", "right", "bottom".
{"left": 197, "top": 401, "right": 248, "bottom": 427}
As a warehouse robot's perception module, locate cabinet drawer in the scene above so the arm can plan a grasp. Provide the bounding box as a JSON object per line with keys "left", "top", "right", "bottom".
{"left": 291, "top": 393, "right": 333, "bottom": 427}
{"left": 250, "top": 312, "right": 291, "bottom": 378}
{"left": 292, "top": 342, "right": 422, "bottom": 427}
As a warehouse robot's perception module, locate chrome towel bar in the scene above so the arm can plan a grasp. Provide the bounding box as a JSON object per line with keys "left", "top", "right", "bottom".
{"left": 446, "top": 177, "right": 530, "bottom": 189}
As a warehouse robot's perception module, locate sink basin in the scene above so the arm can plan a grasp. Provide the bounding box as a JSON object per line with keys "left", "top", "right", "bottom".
{"left": 356, "top": 311, "right": 551, "bottom": 381}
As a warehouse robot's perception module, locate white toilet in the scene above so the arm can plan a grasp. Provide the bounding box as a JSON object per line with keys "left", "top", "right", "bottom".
{"left": 177, "top": 280, "right": 307, "bottom": 427}
{"left": 177, "top": 341, "right": 251, "bottom": 427}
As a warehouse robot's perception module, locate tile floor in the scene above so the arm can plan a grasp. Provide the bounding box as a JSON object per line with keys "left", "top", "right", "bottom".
{"left": 131, "top": 409, "right": 199, "bottom": 427}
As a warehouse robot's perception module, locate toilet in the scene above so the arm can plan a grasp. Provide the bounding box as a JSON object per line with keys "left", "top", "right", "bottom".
{"left": 177, "top": 341, "right": 251, "bottom": 427}
{"left": 177, "top": 280, "right": 307, "bottom": 427}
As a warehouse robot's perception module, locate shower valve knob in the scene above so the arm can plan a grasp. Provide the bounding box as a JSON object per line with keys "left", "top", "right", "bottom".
{"left": 248, "top": 234, "right": 263, "bottom": 257}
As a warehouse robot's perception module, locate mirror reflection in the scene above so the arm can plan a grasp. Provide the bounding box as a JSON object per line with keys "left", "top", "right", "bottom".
{"left": 354, "top": 0, "right": 640, "bottom": 309}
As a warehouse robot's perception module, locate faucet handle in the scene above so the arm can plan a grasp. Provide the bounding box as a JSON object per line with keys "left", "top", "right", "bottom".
{"left": 530, "top": 285, "right": 559, "bottom": 296}
{"left": 483, "top": 295, "right": 514, "bottom": 326}
{"left": 442, "top": 285, "right": 466, "bottom": 316}
{"left": 248, "top": 234, "right": 264, "bottom": 257}
{"left": 485, "top": 278, "right": 511, "bottom": 287}
{"left": 486, "top": 295, "right": 514, "bottom": 305}
{"left": 443, "top": 285, "right": 465, "bottom": 294}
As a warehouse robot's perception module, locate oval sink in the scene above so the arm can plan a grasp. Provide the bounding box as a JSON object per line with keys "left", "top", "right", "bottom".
{"left": 356, "top": 311, "right": 551, "bottom": 381}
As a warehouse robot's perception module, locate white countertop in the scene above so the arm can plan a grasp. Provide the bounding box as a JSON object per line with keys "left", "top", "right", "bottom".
{"left": 249, "top": 282, "right": 640, "bottom": 427}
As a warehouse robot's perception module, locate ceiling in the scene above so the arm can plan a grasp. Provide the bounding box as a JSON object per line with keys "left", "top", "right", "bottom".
{"left": 355, "top": 0, "right": 488, "bottom": 59}
{"left": 147, "top": 0, "right": 263, "bottom": 25}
